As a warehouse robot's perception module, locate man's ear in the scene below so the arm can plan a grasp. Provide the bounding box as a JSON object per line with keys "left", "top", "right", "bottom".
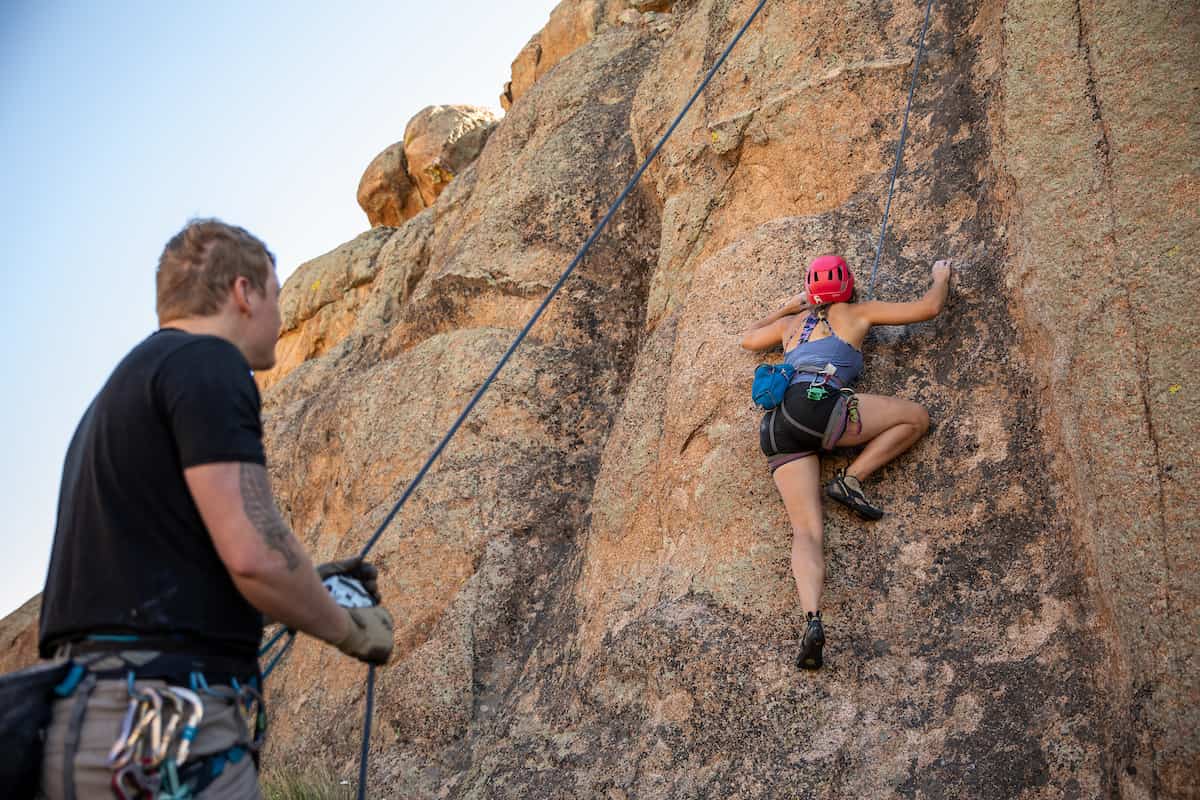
{"left": 231, "top": 276, "right": 253, "bottom": 315}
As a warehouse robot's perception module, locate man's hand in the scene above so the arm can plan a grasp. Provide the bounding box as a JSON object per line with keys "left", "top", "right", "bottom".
{"left": 319, "top": 556, "right": 393, "bottom": 663}
{"left": 316, "top": 556, "right": 381, "bottom": 603}
{"left": 335, "top": 606, "right": 395, "bottom": 665}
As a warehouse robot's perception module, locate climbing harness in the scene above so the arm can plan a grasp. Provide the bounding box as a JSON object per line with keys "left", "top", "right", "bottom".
{"left": 758, "top": 298, "right": 867, "bottom": 465}
{"left": 867, "top": 0, "right": 936, "bottom": 299}
{"left": 16, "top": 643, "right": 265, "bottom": 800}
{"left": 256, "top": 1, "right": 772, "bottom": 797}
{"left": 98, "top": 674, "right": 264, "bottom": 799}
{"left": 759, "top": 383, "right": 854, "bottom": 460}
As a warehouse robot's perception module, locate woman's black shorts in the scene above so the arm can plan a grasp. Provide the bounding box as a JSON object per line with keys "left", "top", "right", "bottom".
{"left": 759, "top": 384, "right": 851, "bottom": 471}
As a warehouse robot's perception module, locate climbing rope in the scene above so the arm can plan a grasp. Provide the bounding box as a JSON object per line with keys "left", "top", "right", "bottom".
{"left": 866, "top": 0, "right": 936, "bottom": 300}
{"left": 260, "top": 2, "right": 770, "bottom": 797}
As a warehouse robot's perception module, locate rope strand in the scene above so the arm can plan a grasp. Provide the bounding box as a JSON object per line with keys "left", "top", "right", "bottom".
{"left": 260, "top": 5, "right": 772, "bottom": 797}
{"left": 866, "top": 0, "right": 936, "bottom": 300}
{"left": 357, "top": 0, "right": 770, "bottom": 561}
{"left": 348, "top": 5, "right": 769, "bottom": 796}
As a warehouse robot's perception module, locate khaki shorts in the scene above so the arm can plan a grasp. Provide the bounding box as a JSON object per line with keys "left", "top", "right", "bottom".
{"left": 40, "top": 674, "right": 261, "bottom": 800}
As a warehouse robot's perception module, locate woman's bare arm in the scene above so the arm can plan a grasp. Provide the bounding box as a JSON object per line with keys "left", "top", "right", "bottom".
{"left": 741, "top": 292, "right": 810, "bottom": 351}
{"left": 853, "top": 260, "right": 951, "bottom": 327}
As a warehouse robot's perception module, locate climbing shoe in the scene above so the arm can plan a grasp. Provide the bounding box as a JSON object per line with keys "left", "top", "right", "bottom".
{"left": 825, "top": 470, "right": 884, "bottom": 520}
{"left": 797, "top": 611, "right": 825, "bottom": 670}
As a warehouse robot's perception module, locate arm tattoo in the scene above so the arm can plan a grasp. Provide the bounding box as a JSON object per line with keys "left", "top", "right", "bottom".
{"left": 239, "top": 463, "right": 301, "bottom": 571}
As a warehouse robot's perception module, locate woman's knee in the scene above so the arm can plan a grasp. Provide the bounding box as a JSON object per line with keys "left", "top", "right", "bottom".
{"left": 791, "top": 524, "right": 823, "bottom": 547}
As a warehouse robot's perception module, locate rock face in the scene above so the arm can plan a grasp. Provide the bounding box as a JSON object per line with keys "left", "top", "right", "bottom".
{"left": 500, "top": 0, "right": 675, "bottom": 110}
{"left": 254, "top": 0, "right": 1198, "bottom": 795}
{"left": 356, "top": 106, "right": 498, "bottom": 227}
{"left": 985, "top": 0, "right": 1200, "bottom": 792}
{"left": 0, "top": 596, "right": 39, "bottom": 674}
{"left": 5, "top": 0, "right": 1196, "bottom": 797}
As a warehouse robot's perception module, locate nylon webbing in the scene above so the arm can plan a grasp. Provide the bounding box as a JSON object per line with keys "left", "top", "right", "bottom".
{"left": 866, "top": 0, "right": 936, "bottom": 300}
{"left": 260, "top": 3, "right": 771, "bottom": 798}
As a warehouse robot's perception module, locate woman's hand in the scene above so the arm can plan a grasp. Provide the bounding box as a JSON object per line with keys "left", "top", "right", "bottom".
{"left": 741, "top": 291, "right": 810, "bottom": 351}
{"left": 932, "top": 259, "right": 952, "bottom": 283}
{"left": 782, "top": 291, "right": 810, "bottom": 312}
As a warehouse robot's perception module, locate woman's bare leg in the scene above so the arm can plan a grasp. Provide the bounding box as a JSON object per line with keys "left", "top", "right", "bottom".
{"left": 772, "top": 455, "right": 824, "bottom": 613}
{"left": 835, "top": 393, "right": 930, "bottom": 480}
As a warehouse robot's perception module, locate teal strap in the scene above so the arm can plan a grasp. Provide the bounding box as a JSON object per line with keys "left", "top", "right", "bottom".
{"left": 189, "top": 671, "right": 210, "bottom": 693}
{"left": 53, "top": 663, "right": 86, "bottom": 697}
{"left": 209, "top": 745, "right": 246, "bottom": 778}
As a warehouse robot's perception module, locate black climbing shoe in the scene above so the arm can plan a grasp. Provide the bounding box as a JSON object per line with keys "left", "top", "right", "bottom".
{"left": 797, "top": 611, "right": 825, "bottom": 670}
{"left": 825, "top": 470, "right": 884, "bottom": 520}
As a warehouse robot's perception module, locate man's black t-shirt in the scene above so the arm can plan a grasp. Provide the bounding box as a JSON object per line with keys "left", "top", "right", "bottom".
{"left": 39, "top": 329, "right": 266, "bottom": 659}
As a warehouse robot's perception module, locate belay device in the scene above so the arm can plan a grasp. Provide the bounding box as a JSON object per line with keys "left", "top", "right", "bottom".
{"left": 323, "top": 575, "right": 376, "bottom": 609}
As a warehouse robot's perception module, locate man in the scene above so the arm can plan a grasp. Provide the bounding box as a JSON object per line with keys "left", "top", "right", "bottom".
{"left": 37, "top": 219, "right": 394, "bottom": 798}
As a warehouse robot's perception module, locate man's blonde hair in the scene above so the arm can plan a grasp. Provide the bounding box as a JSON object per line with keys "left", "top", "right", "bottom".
{"left": 156, "top": 219, "right": 276, "bottom": 321}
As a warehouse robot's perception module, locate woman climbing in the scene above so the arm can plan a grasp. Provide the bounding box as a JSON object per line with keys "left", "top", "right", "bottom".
{"left": 740, "top": 254, "right": 951, "bottom": 669}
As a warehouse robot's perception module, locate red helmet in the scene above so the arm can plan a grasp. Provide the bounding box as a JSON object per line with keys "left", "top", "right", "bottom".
{"left": 805, "top": 254, "right": 854, "bottom": 304}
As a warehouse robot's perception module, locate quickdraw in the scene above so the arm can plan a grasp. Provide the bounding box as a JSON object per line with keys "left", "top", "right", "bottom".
{"left": 106, "top": 678, "right": 210, "bottom": 800}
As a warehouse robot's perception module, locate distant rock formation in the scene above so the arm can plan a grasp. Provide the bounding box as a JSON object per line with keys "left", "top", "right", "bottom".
{"left": 0, "top": 596, "right": 38, "bottom": 674}
{"left": 357, "top": 105, "right": 497, "bottom": 227}
{"left": 356, "top": 143, "right": 422, "bottom": 228}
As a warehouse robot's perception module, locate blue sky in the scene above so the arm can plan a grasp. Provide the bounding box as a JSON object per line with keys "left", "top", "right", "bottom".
{"left": 0, "top": 1, "right": 559, "bottom": 617}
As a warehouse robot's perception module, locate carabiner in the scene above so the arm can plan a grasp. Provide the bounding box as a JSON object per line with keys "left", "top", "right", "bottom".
{"left": 153, "top": 687, "right": 186, "bottom": 766}
{"left": 166, "top": 686, "right": 204, "bottom": 765}
{"left": 113, "top": 686, "right": 162, "bottom": 769}
{"left": 106, "top": 696, "right": 142, "bottom": 767}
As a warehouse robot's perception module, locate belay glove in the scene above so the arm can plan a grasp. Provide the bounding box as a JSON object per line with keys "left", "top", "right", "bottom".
{"left": 319, "top": 556, "right": 392, "bottom": 663}
{"left": 335, "top": 606, "right": 395, "bottom": 665}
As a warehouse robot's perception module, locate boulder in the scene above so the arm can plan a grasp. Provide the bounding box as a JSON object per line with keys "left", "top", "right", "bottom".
{"left": 356, "top": 142, "right": 424, "bottom": 227}
{"left": 402, "top": 105, "right": 498, "bottom": 208}
{"left": 356, "top": 106, "right": 497, "bottom": 228}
